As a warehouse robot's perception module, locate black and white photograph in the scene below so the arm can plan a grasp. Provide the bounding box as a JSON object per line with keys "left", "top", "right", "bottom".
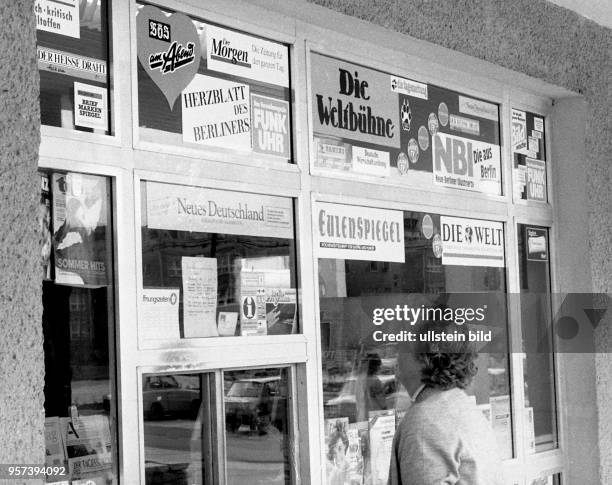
{"left": 1, "top": 0, "right": 611, "bottom": 484}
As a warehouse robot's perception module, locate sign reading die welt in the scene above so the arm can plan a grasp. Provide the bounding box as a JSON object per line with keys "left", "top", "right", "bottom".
{"left": 315, "top": 201, "right": 405, "bottom": 262}
{"left": 146, "top": 182, "right": 293, "bottom": 239}
{"left": 440, "top": 216, "right": 504, "bottom": 267}
{"left": 204, "top": 24, "right": 289, "bottom": 87}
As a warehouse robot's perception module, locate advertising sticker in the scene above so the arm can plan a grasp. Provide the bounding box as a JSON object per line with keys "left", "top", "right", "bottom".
{"left": 181, "top": 74, "right": 250, "bottom": 149}
{"left": 432, "top": 132, "right": 501, "bottom": 195}
{"left": 511, "top": 109, "right": 527, "bottom": 153}
{"left": 136, "top": 5, "right": 201, "bottom": 108}
{"left": 204, "top": 24, "right": 289, "bottom": 87}
{"left": 351, "top": 146, "right": 390, "bottom": 177}
{"left": 526, "top": 227, "right": 548, "bottom": 262}
{"left": 52, "top": 172, "right": 109, "bottom": 286}
{"left": 35, "top": 0, "right": 80, "bottom": 38}
{"left": 526, "top": 157, "right": 546, "bottom": 201}
{"left": 314, "top": 202, "right": 405, "bottom": 263}
{"left": 368, "top": 410, "right": 395, "bottom": 485}
{"left": 139, "top": 288, "right": 180, "bottom": 345}
{"left": 38, "top": 47, "right": 107, "bottom": 83}
{"left": 311, "top": 54, "right": 400, "bottom": 149}
{"left": 440, "top": 216, "right": 504, "bottom": 267}
{"left": 74, "top": 82, "right": 107, "bottom": 131}
{"left": 390, "top": 75, "right": 428, "bottom": 99}
{"left": 458, "top": 95, "right": 498, "bottom": 121}
{"left": 251, "top": 94, "right": 290, "bottom": 158}
{"left": 315, "top": 138, "right": 350, "bottom": 171}
{"left": 146, "top": 182, "right": 293, "bottom": 239}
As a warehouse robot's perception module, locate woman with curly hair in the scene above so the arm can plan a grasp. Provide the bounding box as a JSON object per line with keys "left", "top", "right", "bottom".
{"left": 388, "top": 322, "right": 504, "bottom": 485}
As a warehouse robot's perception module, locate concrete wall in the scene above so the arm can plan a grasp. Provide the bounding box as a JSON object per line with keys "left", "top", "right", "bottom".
{"left": 307, "top": 0, "right": 612, "bottom": 483}
{"left": 0, "top": 0, "right": 44, "bottom": 483}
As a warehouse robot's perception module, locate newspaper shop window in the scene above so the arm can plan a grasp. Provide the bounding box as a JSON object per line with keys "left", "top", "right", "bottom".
{"left": 511, "top": 109, "right": 547, "bottom": 202}
{"left": 39, "top": 171, "right": 118, "bottom": 483}
{"left": 136, "top": 4, "right": 292, "bottom": 163}
{"left": 316, "top": 203, "right": 513, "bottom": 484}
{"left": 309, "top": 53, "right": 502, "bottom": 195}
{"left": 36, "top": 0, "right": 112, "bottom": 134}
{"left": 139, "top": 181, "right": 299, "bottom": 345}
{"left": 518, "top": 225, "right": 558, "bottom": 453}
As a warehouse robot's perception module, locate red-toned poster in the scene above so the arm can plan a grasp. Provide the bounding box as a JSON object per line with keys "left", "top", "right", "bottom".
{"left": 52, "top": 172, "right": 110, "bottom": 286}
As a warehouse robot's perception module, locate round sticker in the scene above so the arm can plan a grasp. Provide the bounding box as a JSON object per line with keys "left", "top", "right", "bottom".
{"left": 428, "top": 113, "right": 439, "bottom": 136}
{"left": 242, "top": 296, "right": 256, "bottom": 319}
{"left": 432, "top": 234, "right": 443, "bottom": 258}
{"left": 418, "top": 125, "right": 429, "bottom": 151}
{"left": 407, "top": 139, "right": 419, "bottom": 164}
{"left": 397, "top": 152, "right": 409, "bottom": 175}
{"left": 421, "top": 214, "right": 434, "bottom": 239}
{"left": 438, "top": 102, "right": 449, "bottom": 127}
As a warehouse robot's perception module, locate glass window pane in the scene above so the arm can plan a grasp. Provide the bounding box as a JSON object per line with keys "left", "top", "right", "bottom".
{"left": 518, "top": 224, "right": 558, "bottom": 452}
{"left": 139, "top": 181, "right": 299, "bottom": 343}
{"left": 319, "top": 208, "right": 512, "bottom": 485}
{"left": 136, "top": 3, "right": 292, "bottom": 163}
{"left": 512, "top": 109, "right": 547, "bottom": 202}
{"left": 224, "top": 367, "right": 292, "bottom": 485}
{"left": 41, "top": 171, "right": 117, "bottom": 483}
{"left": 36, "top": 0, "right": 112, "bottom": 134}
{"left": 142, "top": 373, "right": 215, "bottom": 485}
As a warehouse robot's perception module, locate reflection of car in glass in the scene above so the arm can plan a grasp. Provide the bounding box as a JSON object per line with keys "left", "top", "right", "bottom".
{"left": 323, "top": 373, "right": 409, "bottom": 421}
{"left": 225, "top": 377, "right": 287, "bottom": 433}
{"left": 143, "top": 375, "right": 201, "bottom": 420}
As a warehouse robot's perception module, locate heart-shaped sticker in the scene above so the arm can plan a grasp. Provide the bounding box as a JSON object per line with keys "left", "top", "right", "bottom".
{"left": 137, "top": 5, "right": 201, "bottom": 109}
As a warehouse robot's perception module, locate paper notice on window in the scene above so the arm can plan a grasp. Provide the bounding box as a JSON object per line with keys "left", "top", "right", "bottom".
{"left": 181, "top": 257, "right": 218, "bottom": 338}
{"left": 368, "top": 410, "right": 395, "bottom": 485}
{"left": 74, "top": 82, "right": 107, "bottom": 131}
{"left": 35, "top": 0, "right": 80, "bottom": 38}
{"left": 139, "top": 288, "right": 180, "bottom": 345}
{"left": 217, "top": 312, "right": 238, "bottom": 336}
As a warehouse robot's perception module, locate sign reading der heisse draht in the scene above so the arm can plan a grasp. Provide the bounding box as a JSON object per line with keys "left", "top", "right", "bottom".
{"left": 314, "top": 201, "right": 405, "bottom": 263}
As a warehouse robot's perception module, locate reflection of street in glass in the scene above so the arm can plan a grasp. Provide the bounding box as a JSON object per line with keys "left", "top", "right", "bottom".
{"left": 226, "top": 425, "right": 287, "bottom": 485}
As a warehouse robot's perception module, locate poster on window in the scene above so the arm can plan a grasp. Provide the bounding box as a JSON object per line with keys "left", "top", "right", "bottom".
{"left": 146, "top": 182, "right": 294, "bottom": 239}
{"left": 314, "top": 201, "right": 405, "bottom": 263}
{"left": 368, "top": 410, "right": 395, "bottom": 485}
{"left": 37, "top": 47, "right": 107, "bottom": 83}
{"left": 52, "top": 172, "right": 109, "bottom": 286}
{"left": 439, "top": 216, "right": 504, "bottom": 267}
{"left": 309, "top": 53, "right": 501, "bottom": 194}
{"left": 74, "top": 82, "right": 107, "bottom": 131}
{"left": 35, "top": 0, "right": 80, "bottom": 38}
{"left": 526, "top": 157, "right": 546, "bottom": 201}
{"left": 40, "top": 174, "right": 52, "bottom": 280}
{"left": 136, "top": 4, "right": 201, "bottom": 108}
{"left": 182, "top": 74, "right": 251, "bottom": 148}
{"left": 251, "top": 94, "right": 290, "bottom": 158}
{"left": 204, "top": 24, "right": 289, "bottom": 87}
{"left": 432, "top": 132, "right": 501, "bottom": 194}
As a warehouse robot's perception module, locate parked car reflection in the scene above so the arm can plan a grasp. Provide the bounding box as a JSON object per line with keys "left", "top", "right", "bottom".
{"left": 225, "top": 376, "right": 287, "bottom": 434}
{"left": 143, "top": 375, "right": 201, "bottom": 420}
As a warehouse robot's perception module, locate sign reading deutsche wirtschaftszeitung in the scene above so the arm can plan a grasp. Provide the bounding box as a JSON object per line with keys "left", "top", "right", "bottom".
{"left": 146, "top": 182, "right": 293, "bottom": 239}
{"left": 314, "top": 202, "right": 405, "bottom": 262}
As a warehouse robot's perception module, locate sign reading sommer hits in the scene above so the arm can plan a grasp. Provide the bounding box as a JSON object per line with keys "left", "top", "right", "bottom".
{"left": 314, "top": 201, "right": 405, "bottom": 263}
